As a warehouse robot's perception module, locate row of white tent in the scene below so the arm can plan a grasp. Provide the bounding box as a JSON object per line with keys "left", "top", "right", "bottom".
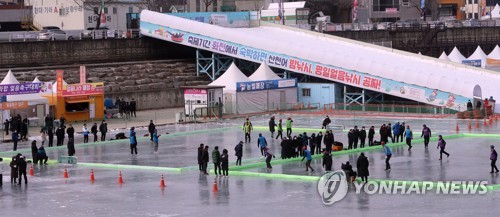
{"left": 208, "top": 61, "right": 281, "bottom": 91}
{"left": 436, "top": 45, "right": 500, "bottom": 68}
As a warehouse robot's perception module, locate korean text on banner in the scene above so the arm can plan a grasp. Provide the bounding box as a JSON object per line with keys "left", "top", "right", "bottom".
{"left": 80, "top": 66, "right": 86, "bottom": 84}
{"left": 1, "top": 101, "right": 29, "bottom": 110}
{"left": 63, "top": 82, "right": 104, "bottom": 96}
{"left": 0, "top": 83, "right": 43, "bottom": 95}
{"left": 56, "top": 70, "right": 64, "bottom": 97}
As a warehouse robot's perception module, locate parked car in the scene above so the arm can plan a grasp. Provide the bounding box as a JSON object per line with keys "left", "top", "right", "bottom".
{"left": 445, "top": 19, "right": 463, "bottom": 28}
{"left": 42, "top": 26, "right": 61, "bottom": 30}
{"left": 84, "top": 27, "right": 117, "bottom": 39}
{"left": 376, "top": 22, "right": 392, "bottom": 30}
{"left": 38, "top": 29, "right": 73, "bottom": 40}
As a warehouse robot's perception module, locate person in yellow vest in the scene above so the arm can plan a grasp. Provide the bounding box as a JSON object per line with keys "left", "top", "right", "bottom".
{"left": 243, "top": 118, "right": 253, "bottom": 143}
{"left": 286, "top": 117, "right": 293, "bottom": 137}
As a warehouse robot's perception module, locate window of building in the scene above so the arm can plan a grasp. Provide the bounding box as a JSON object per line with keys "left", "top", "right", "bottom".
{"left": 65, "top": 102, "right": 89, "bottom": 113}
{"left": 372, "top": 0, "right": 400, "bottom": 12}
{"left": 402, "top": 0, "right": 409, "bottom": 6}
{"left": 113, "top": 7, "right": 117, "bottom": 14}
{"left": 94, "top": 7, "right": 99, "bottom": 14}
{"left": 129, "top": 7, "right": 133, "bottom": 13}
{"left": 196, "top": 0, "right": 201, "bottom": 12}
{"left": 104, "top": 7, "right": 108, "bottom": 14}
{"left": 468, "top": 0, "right": 478, "bottom": 4}
{"left": 302, "top": 88, "right": 311, "bottom": 97}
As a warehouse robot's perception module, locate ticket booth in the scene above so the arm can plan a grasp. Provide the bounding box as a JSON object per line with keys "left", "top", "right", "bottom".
{"left": 181, "top": 85, "right": 224, "bottom": 117}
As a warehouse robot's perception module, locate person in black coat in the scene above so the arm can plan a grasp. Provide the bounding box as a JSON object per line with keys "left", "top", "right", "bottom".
{"left": 197, "top": 144, "right": 204, "bottom": 171}
{"left": 234, "top": 141, "right": 243, "bottom": 165}
{"left": 67, "top": 138, "right": 75, "bottom": 156}
{"left": 353, "top": 126, "right": 360, "bottom": 149}
{"left": 99, "top": 121, "right": 107, "bottom": 141}
{"left": 347, "top": 129, "right": 354, "bottom": 150}
{"left": 148, "top": 120, "right": 155, "bottom": 141}
{"left": 31, "top": 141, "right": 38, "bottom": 164}
{"left": 66, "top": 124, "right": 75, "bottom": 140}
{"left": 316, "top": 132, "right": 323, "bottom": 154}
{"left": 357, "top": 153, "right": 370, "bottom": 182}
{"left": 268, "top": 116, "right": 276, "bottom": 137}
{"left": 322, "top": 115, "right": 331, "bottom": 129}
{"left": 359, "top": 126, "right": 367, "bottom": 148}
{"left": 201, "top": 146, "right": 210, "bottom": 175}
{"left": 4, "top": 119, "right": 9, "bottom": 135}
{"left": 47, "top": 127, "right": 54, "bottom": 147}
{"left": 368, "top": 126, "right": 375, "bottom": 146}
{"left": 91, "top": 123, "right": 98, "bottom": 142}
{"left": 324, "top": 131, "right": 334, "bottom": 153}
{"left": 55, "top": 126, "right": 65, "bottom": 146}
{"left": 17, "top": 156, "right": 28, "bottom": 185}
{"left": 379, "top": 124, "right": 387, "bottom": 143}
{"left": 322, "top": 151, "right": 333, "bottom": 171}
{"left": 387, "top": 123, "right": 394, "bottom": 143}
{"left": 130, "top": 98, "right": 137, "bottom": 118}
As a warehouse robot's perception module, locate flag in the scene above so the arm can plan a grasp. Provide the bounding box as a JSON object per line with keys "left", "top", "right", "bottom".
{"left": 100, "top": 0, "right": 107, "bottom": 27}
{"left": 352, "top": 0, "right": 358, "bottom": 22}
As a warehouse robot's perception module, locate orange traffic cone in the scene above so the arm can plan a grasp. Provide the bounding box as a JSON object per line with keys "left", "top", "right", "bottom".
{"left": 90, "top": 169, "right": 95, "bottom": 182}
{"left": 29, "top": 164, "right": 34, "bottom": 176}
{"left": 455, "top": 124, "right": 459, "bottom": 132}
{"left": 212, "top": 179, "right": 218, "bottom": 192}
{"left": 118, "top": 171, "right": 124, "bottom": 184}
{"left": 63, "top": 166, "right": 69, "bottom": 178}
{"left": 160, "top": 174, "right": 166, "bottom": 188}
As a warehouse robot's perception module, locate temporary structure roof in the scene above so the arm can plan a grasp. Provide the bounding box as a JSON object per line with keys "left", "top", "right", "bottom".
{"left": 438, "top": 51, "right": 450, "bottom": 61}
{"left": 447, "top": 47, "right": 466, "bottom": 63}
{"left": 481, "top": 4, "right": 500, "bottom": 20}
{"left": 209, "top": 62, "right": 251, "bottom": 91}
{"left": 488, "top": 45, "right": 500, "bottom": 60}
{"left": 467, "top": 46, "right": 488, "bottom": 68}
{"left": 1, "top": 70, "right": 20, "bottom": 85}
{"left": 249, "top": 62, "right": 281, "bottom": 81}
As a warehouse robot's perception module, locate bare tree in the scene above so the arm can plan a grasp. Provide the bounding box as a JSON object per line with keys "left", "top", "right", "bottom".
{"left": 72, "top": 0, "right": 146, "bottom": 29}
{"left": 202, "top": 0, "right": 214, "bottom": 12}
{"left": 408, "top": 0, "right": 441, "bottom": 21}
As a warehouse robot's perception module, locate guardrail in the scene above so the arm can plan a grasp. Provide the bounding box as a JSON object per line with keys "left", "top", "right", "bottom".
{"left": 322, "top": 102, "right": 457, "bottom": 115}
{"left": 0, "top": 29, "right": 141, "bottom": 43}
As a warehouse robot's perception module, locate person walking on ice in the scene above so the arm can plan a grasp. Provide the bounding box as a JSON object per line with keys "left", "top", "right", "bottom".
{"left": 221, "top": 149, "right": 229, "bottom": 177}
{"left": 286, "top": 117, "right": 293, "bottom": 137}
{"left": 421, "top": 124, "right": 432, "bottom": 148}
{"left": 264, "top": 147, "right": 275, "bottom": 169}
{"left": 490, "top": 145, "right": 499, "bottom": 173}
{"left": 243, "top": 118, "right": 253, "bottom": 143}
{"left": 404, "top": 125, "right": 413, "bottom": 151}
{"left": 437, "top": 135, "right": 450, "bottom": 160}
{"left": 257, "top": 133, "right": 268, "bottom": 156}
{"left": 269, "top": 116, "right": 276, "bottom": 137}
{"left": 382, "top": 141, "right": 392, "bottom": 171}
{"left": 275, "top": 119, "right": 283, "bottom": 140}
{"left": 301, "top": 147, "right": 314, "bottom": 172}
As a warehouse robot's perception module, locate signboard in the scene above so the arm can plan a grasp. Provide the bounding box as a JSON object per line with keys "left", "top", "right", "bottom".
{"left": 56, "top": 70, "right": 64, "bottom": 97}
{"left": 184, "top": 88, "right": 207, "bottom": 103}
{"left": 1, "top": 101, "right": 29, "bottom": 110}
{"left": 80, "top": 66, "right": 86, "bottom": 84}
{"left": 486, "top": 58, "right": 500, "bottom": 66}
{"left": 141, "top": 22, "right": 470, "bottom": 110}
{"left": 89, "top": 96, "right": 95, "bottom": 118}
{"left": 236, "top": 78, "right": 297, "bottom": 92}
{"left": 63, "top": 82, "right": 104, "bottom": 96}
{"left": 168, "top": 12, "right": 250, "bottom": 28}
{"left": 462, "top": 59, "right": 481, "bottom": 67}
{"left": 0, "top": 83, "right": 43, "bottom": 95}
{"left": 40, "top": 82, "right": 54, "bottom": 94}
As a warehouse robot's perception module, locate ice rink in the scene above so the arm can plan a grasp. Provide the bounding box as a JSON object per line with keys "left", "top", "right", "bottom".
{"left": 1, "top": 114, "right": 500, "bottom": 216}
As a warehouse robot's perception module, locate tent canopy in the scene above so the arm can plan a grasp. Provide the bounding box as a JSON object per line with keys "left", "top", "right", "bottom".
{"left": 481, "top": 4, "right": 500, "bottom": 20}
{"left": 209, "top": 62, "right": 251, "bottom": 91}
{"left": 1, "top": 70, "right": 20, "bottom": 85}
{"left": 438, "top": 51, "right": 450, "bottom": 61}
{"left": 488, "top": 45, "right": 500, "bottom": 60}
{"left": 468, "top": 46, "right": 487, "bottom": 68}
{"left": 249, "top": 62, "right": 281, "bottom": 81}
{"left": 448, "top": 47, "right": 466, "bottom": 63}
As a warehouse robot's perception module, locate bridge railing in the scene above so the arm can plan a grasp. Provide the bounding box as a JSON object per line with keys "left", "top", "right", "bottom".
{"left": 321, "top": 102, "right": 457, "bottom": 115}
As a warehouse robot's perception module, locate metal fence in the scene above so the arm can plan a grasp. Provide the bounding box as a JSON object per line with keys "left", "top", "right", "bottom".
{"left": 0, "top": 29, "right": 141, "bottom": 43}
{"left": 322, "top": 103, "right": 458, "bottom": 115}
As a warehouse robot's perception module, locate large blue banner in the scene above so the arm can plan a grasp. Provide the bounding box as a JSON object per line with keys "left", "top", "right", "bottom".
{"left": 236, "top": 78, "right": 297, "bottom": 92}
{"left": 168, "top": 12, "right": 250, "bottom": 28}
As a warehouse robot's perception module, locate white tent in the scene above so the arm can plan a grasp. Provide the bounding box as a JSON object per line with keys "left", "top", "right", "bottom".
{"left": 249, "top": 62, "right": 281, "bottom": 81}
{"left": 33, "top": 76, "right": 41, "bottom": 83}
{"left": 467, "top": 46, "right": 488, "bottom": 68}
{"left": 417, "top": 52, "right": 422, "bottom": 55}
{"left": 1, "top": 70, "right": 20, "bottom": 85}
{"left": 488, "top": 45, "right": 500, "bottom": 59}
{"left": 209, "top": 63, "right": 251, "bottom": 114}
{"left": 6, "top": 76, "right": 48, "bottom": 104}
{"left": 438, "top": 51, "right": 450, "bottom": 61}
{"left": 52, "top": 79, "right": 68, "bottom": 94}
{"left": 448, "top": 47, "right": 466, "bottom": 63}
{"left": 481, "top": 4, "right": 500, "bottom": 20}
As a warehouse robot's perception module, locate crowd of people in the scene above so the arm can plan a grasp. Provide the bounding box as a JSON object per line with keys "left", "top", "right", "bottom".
{"left": 115, "top": 98, "right": 138, "bottom": 119}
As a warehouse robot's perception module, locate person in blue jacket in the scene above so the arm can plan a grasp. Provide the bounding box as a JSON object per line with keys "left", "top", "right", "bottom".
{"left": 130, "top": 127, "right": 138, "bottom": 155}
{"left": 382, "top": 141, "right": 392, "bottom": 171}
{"left": 257, "top": 133, "right": 268, "bottom": 156}
{"left": 301, "top": 147, "right": 314, "bottom": 172}
{"left": 393, "top": 122, "right": 401, "bottom": 143}
{"left": 153, "top": 129, "right": 161, "bottom": 152}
